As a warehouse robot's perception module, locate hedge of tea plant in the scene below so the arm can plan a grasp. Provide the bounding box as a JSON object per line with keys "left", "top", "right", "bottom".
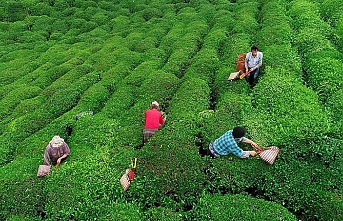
{"left": 315, "top": 0, "right": 343, "bottom": 28}
{"left": 246, "top": 1, "right": 342, "bottom": 219}
{"left": 125, "top": 78, "right": 211, "bottom": 214}
{"left": 287, "top": 0, "right": 343, "bottom": 141}
{"left": 162, "top": 20, "right": 208, "bottom": 78}
{"left": 192, "top": 193, "right": 297, "bottom": 220}
{"left": 288, "top": 0, "right": 343, "bottom": 103}
{"left": 0, "top": 0, "right": 342, "bottom": 220}
{"left": 336, "top": 16, "right": 343, "bottom": 50}
{"left": 213, "top": 0, "right": 259, "bottom": 101}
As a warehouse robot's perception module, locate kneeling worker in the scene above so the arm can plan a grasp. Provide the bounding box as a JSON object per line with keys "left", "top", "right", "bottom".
{"left": 44, "top": 135, "right": 70, "bottom": 166}
{"left": 143, "top": 101, "right": 166, "bottom": 144}
{"left": 200, "top": 126, "right": 258, "bottom": 159}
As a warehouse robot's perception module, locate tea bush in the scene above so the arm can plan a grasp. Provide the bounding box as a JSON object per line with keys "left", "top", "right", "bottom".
{"left": 43, "top": 142, "right": 140, "bottom": 220}
{"left": 317, "top": 0, "right": 343, "bottom": 27}
{"left": 295, "top": 28, "right": 334, "bottom": 57}
{"left": 143, "top": 48, "right": 168, "bottom": 67}
{"left": 0, "top": 86, "right": 42, "bottom": 120}
{"left": 116, "top": 72, "right": 180, "bottom": 148}
{"left": 260, "top": 44, "right": 302, "bottom": 75}
{"left": 202, "top": 28, "right": 227, "bottom": 59}
{"left": 102, "top": 62, "right": 132, "bottom": 86}
{"left": 288, "top": 0, "right": 331, "bottom": 37}
{"left": 214, "top": 31, "right": 252, "bottom": 102}
{"left": 126, "top": 31, "right": 144, "bottom": 51}
{"left": 257, "top": 0, "right": 301, "bottom": 75}
{"left": 197, "top": 3, "right": 216, "bottom": 26}
{"left": 101, "top": 87, "right": 135, "bottom": 119}
{"left": 127, "top": 77, "right": 210, "bottom": 210}
{"left": 31, "top": 62, "right": 74, "bottom": 89}
{"left": 231, "top": 2, "right": 259, "bottom": 34}
{"left": 2, "top": 1, "right": 27, "bottom": 22}
{"left": 74, "top": 82, "right": 111, "bottom": 114}
{"left": 257, "top": 1, "right": 293, "bottom": 46}
{"left": 247, "top": 67, "right": 330, "bottom": 146}
{"left": 111, "top": 15, "right": 132, "bottom": 34}
{"left": 0, "top": 51, "right": 40, "bottom": 88}
{"left": 144, "top": 25, "right": 170, "bottom": 44}
{"left": 136, "top": 70, "right": 181, "bottom": 105}
{"left": 39, "top": 44, "right": 76, "bottom": 65}
{"left": 327, "top": 88, "right": 343, "bottom": 137}
{"left": 183, "top": 48, "right": 219, "bottom": 83}
{"left": 252, "top": 138, "right": 343, "bottom": 220}
{"left": 144, "top": 207, "right": 183, "bottom": 220}
{"left": 211, "top": 10, "right": 234, "bottom": 30}
{"left": 0, "top": 169, "right": 46, "bottom": 219}
{"left": 175, "top": 7, "right": 199, "bottom": 24}
{"left": 110, "top": 47, "right": 144, "bottom": 70}
{"left": 202, "top": 90, "right": 251, "bottom": 145}
{"left": 9, "top": 96, "right": 46, "bottom": 120}
{"left": 303, "top": 56, "right": 343, "bottom": 101}
{"left": 192, "top": 193, "right": 297, "bottom": 220}
{"left": 162, "top": 21, "right": 208, "bottom": 77}
{"left": 158, "top": 22, "right": 184, "bottom": 53}
{"left": 0, "top": 69, "right": 99, "bottom": 166}
{"left": 162, "top": 49, "right": 193, "bottom": 78}
{"left": 336, "top": 16, "right": 343, "bottom": 49}
{"left": 287, "top": 0, "right": 343, "bottom": 107}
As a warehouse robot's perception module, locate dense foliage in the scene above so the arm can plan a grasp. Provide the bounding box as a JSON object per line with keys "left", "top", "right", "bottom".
{"left": 0, "top": 0, "right": 342, "bottom": 220}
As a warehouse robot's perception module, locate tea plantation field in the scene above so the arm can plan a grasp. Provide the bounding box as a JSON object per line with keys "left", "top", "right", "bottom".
{"left": 0, "top": 0, "right": 343, "bottom": 220}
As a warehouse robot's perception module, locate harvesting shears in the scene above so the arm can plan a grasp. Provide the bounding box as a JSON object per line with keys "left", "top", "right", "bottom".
{"left": 129, "top": 158, "right": 137, "bottom": 181}
{"left": 239, "top": 69, "right": 252, "bottom": 79}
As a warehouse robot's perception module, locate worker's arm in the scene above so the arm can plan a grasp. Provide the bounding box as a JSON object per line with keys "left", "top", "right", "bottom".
{"left": 57, "top": 143, "right": 70, "bottom": 164}
{"left": 237, "top": 137, "right": 258, "bottom": 157}
{"left": 242, "top": 138, "right": 258, "bottom": 148}
{"left": 231, "top": 144, "right": 257, "bottom": 158}
{"left": 240, "top": 151, "right": 257, "bottom": 158}
{"left": 57, "top": 154, "right": 68, "bottom": 164}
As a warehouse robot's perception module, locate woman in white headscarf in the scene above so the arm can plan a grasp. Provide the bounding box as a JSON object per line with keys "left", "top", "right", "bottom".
{"left": 44, "top": 136, "right": 70, "bottom": 166}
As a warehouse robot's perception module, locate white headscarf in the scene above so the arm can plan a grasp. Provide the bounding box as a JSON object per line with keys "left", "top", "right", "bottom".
{"left": 50, "top": 136, "right": 64, "bottom": 148}
{"left": 151, "top": 101, "right": 159, "bottom": 107}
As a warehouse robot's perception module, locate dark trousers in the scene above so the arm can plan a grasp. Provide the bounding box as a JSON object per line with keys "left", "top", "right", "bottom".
{"left": 199, "top": 144, "right": 217, "bottom": 159}
{"left": 246, "top": 68, "right": 259, "bottom": 86}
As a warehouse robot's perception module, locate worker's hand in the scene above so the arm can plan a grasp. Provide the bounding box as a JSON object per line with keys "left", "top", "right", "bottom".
{"left": 250, "top": 151, "right": 258, "bottom": 157}
{"left": 250, "top": 142, "right": 259, "bottom": 148}
{"left": 57, "top": 158, "right": 62, "bottom": 164}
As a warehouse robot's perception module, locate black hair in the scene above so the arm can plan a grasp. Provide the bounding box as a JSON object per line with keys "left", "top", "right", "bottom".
{"left": 232, "top": 126, "right": 246, "bottom": 138}
{"left": 251, "top": 45, "right": 259, "bottom": 51}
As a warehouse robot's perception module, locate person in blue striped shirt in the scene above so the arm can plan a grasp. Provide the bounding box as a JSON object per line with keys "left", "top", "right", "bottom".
{"left": 200, "top": 126, "right": 258, "bottom": 159}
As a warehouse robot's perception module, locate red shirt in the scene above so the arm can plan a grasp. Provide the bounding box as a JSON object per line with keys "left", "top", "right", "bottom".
{"left": 144, "top": 109, "right": 165, "bottom": 129}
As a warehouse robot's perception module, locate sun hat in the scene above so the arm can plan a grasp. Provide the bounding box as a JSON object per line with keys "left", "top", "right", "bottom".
{"left": 50, "top": 136, "right": 64, "bottom": 148}
{"left": 151, "top": 101, "right": 159, "bottom": 107}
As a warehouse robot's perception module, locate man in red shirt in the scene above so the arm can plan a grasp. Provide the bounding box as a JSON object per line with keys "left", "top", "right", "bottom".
{"left": 143, "top": 101, "right": 165, "bottom": 144}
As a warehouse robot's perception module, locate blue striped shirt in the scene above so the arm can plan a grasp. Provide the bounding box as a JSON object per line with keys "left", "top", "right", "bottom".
{"left": 213, "top": 130, "right": 246, "bottom": 157}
